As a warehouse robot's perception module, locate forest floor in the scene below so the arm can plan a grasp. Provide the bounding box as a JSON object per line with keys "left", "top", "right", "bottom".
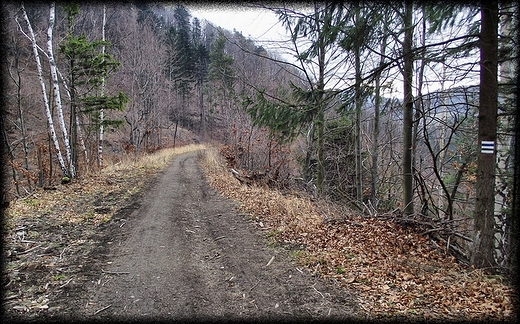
{"left": 2, "top": 144, "right": 361, "bottom": 322}
{"left": 2, "top": 144, "right": 518, "bottom": 322}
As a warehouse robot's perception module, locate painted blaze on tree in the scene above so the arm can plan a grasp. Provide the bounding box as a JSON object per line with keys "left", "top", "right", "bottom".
{"left": 472, "top": 0, "right": 498, "bottom": 270}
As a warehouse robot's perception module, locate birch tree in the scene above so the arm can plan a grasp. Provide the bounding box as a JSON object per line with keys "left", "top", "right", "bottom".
{"left": 46, "top": 2, "right": 75, "bottom": 178}
{"left": 98, "top": 4, "right": 106, "bottom": 168}
{"left": 18, "top": 3, "right": 69, "bottom": 178}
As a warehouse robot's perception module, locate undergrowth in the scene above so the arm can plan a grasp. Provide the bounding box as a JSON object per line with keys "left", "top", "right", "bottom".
{"left": 198, "top": 146, "right": 518, "bottom": 321}
{"left": 3, "top": 143, "right": 207, "bottom": 316}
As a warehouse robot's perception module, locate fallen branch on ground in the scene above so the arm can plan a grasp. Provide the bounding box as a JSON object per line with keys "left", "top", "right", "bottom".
{"left": 101, "top": 269, "right": 130, "bottom": 275}
{"left": 17, "top": 244, "right": 42, "bottom": 255}
{"left": 249, "top": 279, "right": 261, "bottom": 292}
{"left": 94, "top": 304, "right": 111, "bottom": 315}
{"left": 265, "top": 256, "right": 275, "bottom": 267}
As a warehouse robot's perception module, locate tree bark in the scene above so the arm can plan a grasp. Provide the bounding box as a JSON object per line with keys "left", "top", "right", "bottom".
{"left": 98, "top": 4, "right": 107, "bottom": 168}
{"left": 371, "top": 32, "right": 387, "bottom": 204}
{"left": 402, "top": 0, "right": 414, "bottom": 216}
{"left": 20, "top": 4, "right": 69, "bottom": 177}
{"left": 47, "top": 2, "right": 75, "bottom": 177}
{"left": 314, "top": 3, "right": 326, "bottom": 196}
{"left": 472, "top": 0, "right": 498, "bottom": 269}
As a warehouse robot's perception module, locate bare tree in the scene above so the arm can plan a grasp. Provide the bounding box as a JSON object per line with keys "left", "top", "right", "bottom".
{"left": 18, "top": 3, "right": 69, "bottom": 177}
{"left": 46, "top": 2, "right": 75, "bottom": 177}
{"left": 6, "top": 36, "right": 33, "bottom": 193}
{"left": 402, "top": 0, "right": 414, "bottom": 216}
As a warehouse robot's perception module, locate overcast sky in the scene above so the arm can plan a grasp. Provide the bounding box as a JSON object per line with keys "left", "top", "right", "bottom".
{"left": 187, "top": 4, "right": 300, "bottom": 64}
{"left": 184, "top": 4, "right": 480, "bottom": 96}
{"left": 188, "top": 5, "right": 286, "bottom": 42}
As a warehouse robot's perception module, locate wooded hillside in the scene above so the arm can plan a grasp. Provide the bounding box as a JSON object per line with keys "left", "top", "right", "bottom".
{"left": 1, "top": 2, "right": 518, "bottom": 278}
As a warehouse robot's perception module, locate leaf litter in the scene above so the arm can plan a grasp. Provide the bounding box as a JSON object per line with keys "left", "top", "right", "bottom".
{"left": 199, "top": 147, "right": 518, "bottom": 321}
{"left": 2, "top": 144, "right": 517, "bottom": 321}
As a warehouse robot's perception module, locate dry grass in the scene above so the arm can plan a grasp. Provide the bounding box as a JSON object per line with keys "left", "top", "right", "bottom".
{"left": 198, "top": 146, "right": 518, "bottom": 321}
{"left": 4, "top": 144, "right": 516, "bottom": 320}
{"left": 196, "top": 145, "right": 226, "bottom": 174}
{"left": 101, "top": 143, "right": 207, "bottom": 174}
{"left": 200, "top": 147, "right": 320, "bottom": 231}
{"left": 5, "top": 144, "right": 208, "bottom": 228}
{"left": 3, "top": 144, "right": 211, "bottom": 315}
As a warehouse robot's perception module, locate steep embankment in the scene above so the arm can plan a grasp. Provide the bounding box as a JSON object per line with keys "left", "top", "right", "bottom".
{"left": 199, "top": 146, "right": 517, "bottom": 321}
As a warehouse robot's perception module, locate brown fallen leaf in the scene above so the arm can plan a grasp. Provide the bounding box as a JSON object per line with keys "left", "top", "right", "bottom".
{"left": 344, "top": 277, "right": 356, "bottom": 283}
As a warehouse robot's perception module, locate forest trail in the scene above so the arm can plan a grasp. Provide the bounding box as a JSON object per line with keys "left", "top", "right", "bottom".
{"left": 73, "top": 152, "right": 360, "bottom": 321}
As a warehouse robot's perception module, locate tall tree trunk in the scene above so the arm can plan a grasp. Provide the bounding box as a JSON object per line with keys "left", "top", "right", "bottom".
{"left": 7, "top": 46, "right": 32, "bottom": 191}
{"left": 354, "top": 6, "right": 363, "bottom": 202}
{"left": 371, "top": 34, "right": 387, "bottom": 204}
{"left": 47, "top": 2, "right": 75, "bottom": 178}
{"left": 55, "top": 66, "right": 88, "bottom": 167}
{"left": 69, "top": 90, "right": 77, "bottom": 175}
{"left": 173, "top": 118, "right": 179, "bottom": 148}
{"left": 494, "top": 4, "right": 516, "bottom": 270}
{"left": 402, "top": 0, "right": 414, "bottom": 216}
{"left": 48, "top": 131, "right": 53, "bottom": 186}
{"left": 200, "top": 84, "right": 206, "bottom": 139}
{"left": 98, "top": 4, "right": 107, "bottom": 168}
{"left": 512, "top": 70, "right": 520, "bottom": 279}
{"left": 472, "top": 0, "right": 498, "bottom": 269}
{"left": 20, "top": 4, "right": 69, "bottom": 177}
{"left": 314, "top": 3, "right": 326, "bottom": 196}
{"left": 414, "top": 5, "right": 427, "bottom": 216}
{"left": 0, "top": 111, "right": 20, "bottom": 195}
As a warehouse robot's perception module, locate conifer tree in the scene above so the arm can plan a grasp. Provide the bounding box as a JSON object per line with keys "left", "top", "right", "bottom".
{"left": 192, "top": 17, "right": 210, "bottom": 138}
{"left": 60, "top": 3, "right": 127, "bottom": 172}
{"left": 473, "top": 0, "right": 499, "bottom": 269}
{"left": 245, "top": 2, "right": 342, "bottom": 195}
{"left": 208, "top": 31, "right": 236, "bottom": 141}
{"left": 165, "top": 4, "right": 195, "bottom": 140}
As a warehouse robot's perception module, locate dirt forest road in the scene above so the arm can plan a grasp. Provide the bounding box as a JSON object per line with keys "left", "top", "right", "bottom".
{"left": 62, "top": 151, "right": 361, "bottom": 321}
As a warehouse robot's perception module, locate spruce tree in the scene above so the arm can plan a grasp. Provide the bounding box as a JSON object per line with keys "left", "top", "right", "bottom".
{"left": 60, "top": 5, "right": 127, "bottom": 171}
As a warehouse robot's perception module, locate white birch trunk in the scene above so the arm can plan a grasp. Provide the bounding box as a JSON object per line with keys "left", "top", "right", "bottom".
{"left": 494, "top": 9, "right": 515, "bottom": 266}
{"left": 98, "top": 4, "right": 106, "bottom": 168}
{"left": 47, "top": 2, "right": 75, "bottom": 177}
{"left": 20, "top": 4, "right": 69, "bottom": 177}
{"left": 437, "top": 66, "right": 447, "bottom": 212}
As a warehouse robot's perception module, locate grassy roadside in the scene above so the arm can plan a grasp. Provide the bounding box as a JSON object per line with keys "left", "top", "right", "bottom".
{"left": 198, "top": 146, "right": 517, "bottom": 321}
{"left": 4, "top": 144, "right": 207, "bottom": 226}
{"left": 2, "top": 143, "right": 206, "bottom": 316}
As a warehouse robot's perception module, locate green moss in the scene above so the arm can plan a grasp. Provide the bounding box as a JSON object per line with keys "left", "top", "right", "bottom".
{"left": 53, "top": 274, "right": 67, "bottom": 281}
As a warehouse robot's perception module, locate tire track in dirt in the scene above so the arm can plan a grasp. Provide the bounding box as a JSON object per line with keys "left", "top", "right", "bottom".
{"left": 76, "top": 151, "right": 361, "bottom": 321}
